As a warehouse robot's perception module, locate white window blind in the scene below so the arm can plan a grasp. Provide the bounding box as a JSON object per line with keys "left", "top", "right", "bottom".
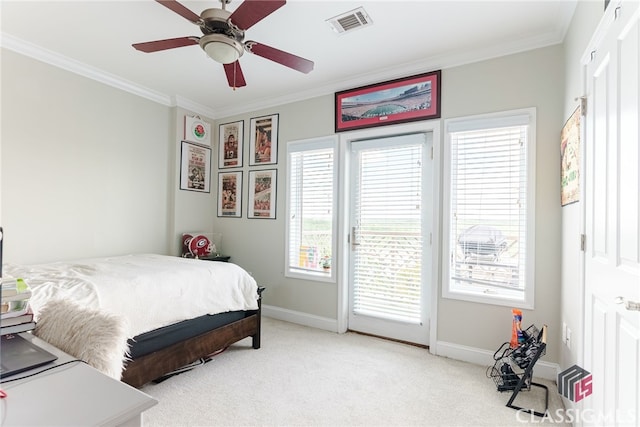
{"left": 444, "top": 109, "right": 535, "bottom": 307}
{"left": 286, "top": 138, "right": 337, "bottom": 280}
{"left": 352, "top": 135, "right": 425, "bottom": 323}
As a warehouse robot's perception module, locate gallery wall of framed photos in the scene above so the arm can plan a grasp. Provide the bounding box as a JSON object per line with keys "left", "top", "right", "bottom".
{"left": 214, "top": 113, "right": 279, "bottom": 219}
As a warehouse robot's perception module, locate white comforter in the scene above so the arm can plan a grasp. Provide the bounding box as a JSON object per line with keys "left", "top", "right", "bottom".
{"left": 4, "top": 254, "right": 259, "bottom": 338}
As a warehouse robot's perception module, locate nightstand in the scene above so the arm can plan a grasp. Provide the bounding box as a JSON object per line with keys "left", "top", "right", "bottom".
{"left": 199, "top": 254, "right": 231, "bottom": 262}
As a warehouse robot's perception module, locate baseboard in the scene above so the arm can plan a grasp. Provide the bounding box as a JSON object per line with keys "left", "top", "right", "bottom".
{"left": 435, "top": 340, "right": 560, "bottom": 381}
{"left": 262, "top": 305, "right": 338, "bottom": 333}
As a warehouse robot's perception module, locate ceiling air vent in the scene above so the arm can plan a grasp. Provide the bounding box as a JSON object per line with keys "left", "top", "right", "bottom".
{"left": 326, "top": 7, "right": 372, "bottom": 34}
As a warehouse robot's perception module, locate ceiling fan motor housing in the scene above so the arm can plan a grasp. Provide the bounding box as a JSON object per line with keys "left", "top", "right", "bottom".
{"left": 198, "top": 8, "right": 245, "bottom": 63}
{"left": 200, "top": 8, "right": 244, "bottom": 40}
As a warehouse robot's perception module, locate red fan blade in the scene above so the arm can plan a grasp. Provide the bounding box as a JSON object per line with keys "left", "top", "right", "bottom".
{"left": 223, "top": 61, "right": 247, "bottom": 88}
{"left": 132, "top": 37, "right": 199, "bottom": 53}
{"left": 156, "top": 0, "right": 201, "bottom": 24}
{"left": 228, "top": 0, "right": 286, "bottom": 31}
{"left": 245, "top": 41, "right": 314, "bottom": 74}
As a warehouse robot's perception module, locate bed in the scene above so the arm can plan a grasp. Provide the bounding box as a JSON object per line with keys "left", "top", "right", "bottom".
{"left": 3, "top": 254, "right": 263, "bottom": 388}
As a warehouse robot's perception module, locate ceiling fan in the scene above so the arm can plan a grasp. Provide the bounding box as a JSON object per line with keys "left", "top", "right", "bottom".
{"left": 132, "top": 0, "right": 314, "bottom": 88}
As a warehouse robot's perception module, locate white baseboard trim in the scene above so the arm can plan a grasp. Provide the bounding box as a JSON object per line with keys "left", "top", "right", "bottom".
{"left": 262, "top": 305, "right": 338, "bottom": 333}
{"left": 435, "top": 340, "right": 560, "bottom": 381}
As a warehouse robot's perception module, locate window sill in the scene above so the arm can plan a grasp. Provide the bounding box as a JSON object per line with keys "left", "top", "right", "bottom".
{"left": 443, "top": 287, "right": 533, "bottom": 309}
{"left": 285, "top": 268, "right": 336, "bottom": 283}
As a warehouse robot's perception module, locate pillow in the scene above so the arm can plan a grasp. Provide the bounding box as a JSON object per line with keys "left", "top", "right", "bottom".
{"left": 33, "top": 299, "right": 130, "bottom": 380}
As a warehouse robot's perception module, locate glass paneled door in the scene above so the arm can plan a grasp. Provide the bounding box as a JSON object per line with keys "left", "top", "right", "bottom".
{"left": 348, "top": 132, "right": 432, "bottom": 345}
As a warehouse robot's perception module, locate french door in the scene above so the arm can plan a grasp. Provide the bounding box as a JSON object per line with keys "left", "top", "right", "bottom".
{"left": 583, "top": 1, "right": 640, "bottom": 425}
{"left": 348, "top": 132, "right": 432, "bottom": 345}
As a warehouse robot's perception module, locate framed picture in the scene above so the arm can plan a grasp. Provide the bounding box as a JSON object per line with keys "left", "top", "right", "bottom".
{"left": 248, "top": 169, "right": 277, "bottom": 219}
{"left": 249, "top": 114, "right": 278, "bottom": 165}
{"left": 184, "top": 115, "right": 211, "bottom": 146}
{"left": 217, "top": 171, "right": 243, "bottom": 217}
{"left": 561, "top": 105, "right": 581, "bottom": 206}
{"left": 179, "top": 141, "right": 211, "bottom": 193}
{"left": 335, "top": 70, "right": 441, "bottom": 132}
{"left": 218, "top": 120, "right": 243, "bottom": 169}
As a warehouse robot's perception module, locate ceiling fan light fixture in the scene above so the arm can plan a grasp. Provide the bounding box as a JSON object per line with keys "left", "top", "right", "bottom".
{"left": 200, "top": 34, "right": 243, "bottom": 64}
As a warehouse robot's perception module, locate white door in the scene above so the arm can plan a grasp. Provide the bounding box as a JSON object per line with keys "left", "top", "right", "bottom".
{"left": 348, "top": 132, "right": 432, "bottom": 345}
{"left": 584, "top": 1, "right": 640, "bottom": 425}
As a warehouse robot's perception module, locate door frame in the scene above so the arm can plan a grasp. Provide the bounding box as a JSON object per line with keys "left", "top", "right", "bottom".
{"left": 579, "top": 0, "right": 639, "bottom": 423}
{"left": 336, "top": 120, "right": 441, "bottom": 353}
{"left": 348, "top": 132, "right": 432, "bottom": 345}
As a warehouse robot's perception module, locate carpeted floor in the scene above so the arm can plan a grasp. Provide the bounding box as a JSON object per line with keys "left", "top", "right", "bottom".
{"left": 140, "top": 317, "right": 568, "bottom": 426}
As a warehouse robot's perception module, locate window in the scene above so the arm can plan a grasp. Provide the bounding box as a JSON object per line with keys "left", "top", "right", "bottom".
{"left": 443, "top": 108, "right": 536, "bottom": 308}
{"left": 285, "top": 136, "right": 338, "bottom": 281}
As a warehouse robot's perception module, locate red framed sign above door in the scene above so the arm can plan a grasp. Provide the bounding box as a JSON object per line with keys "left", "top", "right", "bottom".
{"left": 335, "top": 70, "right": 441, "bottom": 132}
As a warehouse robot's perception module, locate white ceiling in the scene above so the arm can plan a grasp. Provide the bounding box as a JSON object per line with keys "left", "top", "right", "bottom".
{"left": 1, "top": 0, "right": 577, "bottom": 119}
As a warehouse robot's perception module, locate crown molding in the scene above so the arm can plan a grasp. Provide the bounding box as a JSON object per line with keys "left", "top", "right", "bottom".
{"left": 211, "top": 25, "right": 566, "bottom": 120}
{"left": 2, "top": 24, "right": 566, "bottom": 122}
{"left": 172, "top": 95, "right": 216, "bottom": 120}
{"left": 1, "top": 33, "right": 172, "bottom": 106}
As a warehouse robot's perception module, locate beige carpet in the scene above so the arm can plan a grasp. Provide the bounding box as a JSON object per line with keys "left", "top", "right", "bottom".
{"left": 140, "top": 317, "right": 568, "bottom": 426}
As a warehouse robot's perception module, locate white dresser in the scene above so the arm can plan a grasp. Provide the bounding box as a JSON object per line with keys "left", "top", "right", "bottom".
{"left": 0, "top": 333, "right": 158, "bottom": 426}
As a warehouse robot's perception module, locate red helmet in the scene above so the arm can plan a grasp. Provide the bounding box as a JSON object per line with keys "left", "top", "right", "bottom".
{"left": 182, "top": 234, "right": 193, "bottom": 256}
{"left": 189, "top": 235, "right": 212, "bottom": 257}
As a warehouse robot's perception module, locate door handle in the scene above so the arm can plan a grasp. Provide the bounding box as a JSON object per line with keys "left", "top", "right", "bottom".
{"left": 614, "top": 296, "right": 640, "bottom": 311}
{"left": 351, "top": 226, "right": 360, "bottom": 250}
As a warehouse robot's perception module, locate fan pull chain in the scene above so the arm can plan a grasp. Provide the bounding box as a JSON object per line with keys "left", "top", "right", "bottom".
{"left": 233, "top": 62, "right": 237, "bottom": 91}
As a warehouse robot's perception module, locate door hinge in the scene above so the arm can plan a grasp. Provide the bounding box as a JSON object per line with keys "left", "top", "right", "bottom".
{"left": 430, "top": 146, "right": 434, "bottom": 160}
{"left": 580, "top": 234, "right": 586, "bottom": 251}
{"left": 580, "top": 96, "right": 587, "bottom": 116}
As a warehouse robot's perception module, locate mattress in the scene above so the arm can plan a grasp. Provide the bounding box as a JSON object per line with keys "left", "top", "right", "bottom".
{"left": 4, "top": 254, "right": 259, "bottom": 338}
{"left": 128, "top": 310, "right": 253, "bottom": 359}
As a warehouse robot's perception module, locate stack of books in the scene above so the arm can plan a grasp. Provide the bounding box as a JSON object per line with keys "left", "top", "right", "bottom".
{"left": 1, "top": 278, "right": 36, "bottom": 335}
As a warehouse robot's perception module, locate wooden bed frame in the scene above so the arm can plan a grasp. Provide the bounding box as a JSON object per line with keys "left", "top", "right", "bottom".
{"left": 121, "top": 286, "right": 264, "bottom": 388}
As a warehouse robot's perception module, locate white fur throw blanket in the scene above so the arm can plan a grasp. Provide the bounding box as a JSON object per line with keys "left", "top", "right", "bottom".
{"left": 33, "top": 299, "right": 130, "bottom": 380}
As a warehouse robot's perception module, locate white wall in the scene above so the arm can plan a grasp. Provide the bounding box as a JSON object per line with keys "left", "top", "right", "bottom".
{"left": 211, "top": 45, "right": 567, "bottom": 363}
{"left": 559, "top": 0, "right": 602, "bottom": 370}
{"left": 438, "top": 46, "right": 565, "bottom": 362}
{"left": 1, "top": 49, "right": 173, "bottom": 263}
